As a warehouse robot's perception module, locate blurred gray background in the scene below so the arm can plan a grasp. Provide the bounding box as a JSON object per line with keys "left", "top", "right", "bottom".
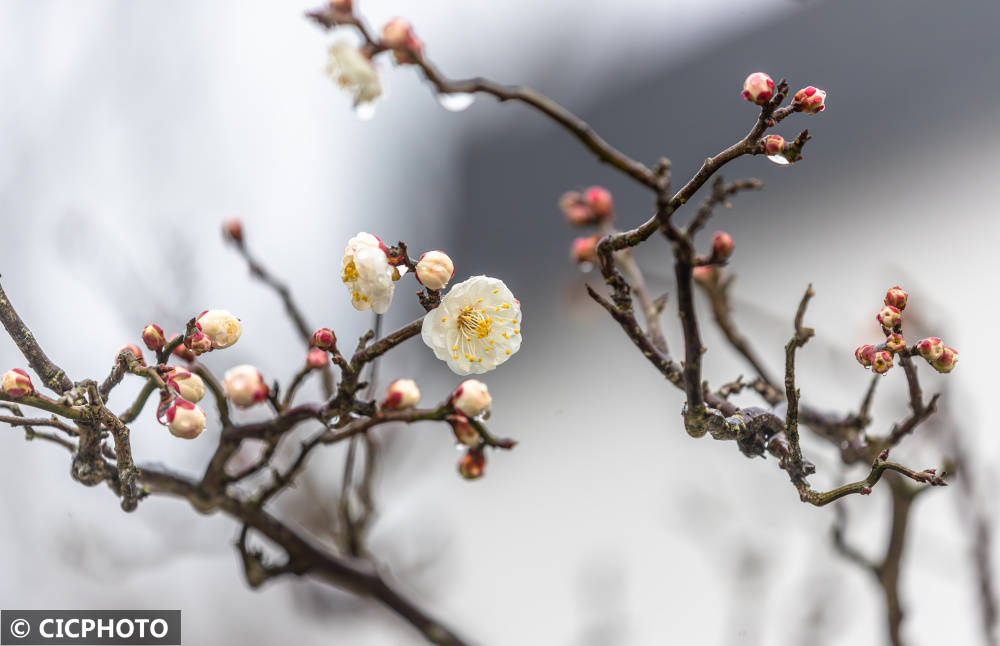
{"left": 1, "top": 0, "right": 997, "bottom": 644}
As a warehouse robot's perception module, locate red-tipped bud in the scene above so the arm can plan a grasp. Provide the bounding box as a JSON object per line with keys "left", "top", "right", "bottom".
{"left": 916, "top": 337, "right": 944, "bottom": 362}
{"left": 764, "top": 134, "right": 785, "bottom": 156}
{"left": 381, "top": 378, "right": 421, "bottom": 410}
{"left": 381, "top": 18, "right": 423, "bottom": 62}
{"left": 884, "top": 286, "right": 908, "bottom": 310}
{"left": 931, "top": 346, "right": 958, "bottom": 374}
{"left": 584, "top": 186, "right": 614, "bottom": 221}
{"left": 792, "top": 86, "right": 826, "bottom": 114}
{"left": 116, "top": 344, "right": 146, "bottom": 366}
{"left": 885, "top": 333, "right": 906, "bottom": 353}
{"left": 448, "top": 414, "right": 481, "bottom": 447}
{"left": 223, "top": 218, "right": 243, "bottom": 244}
{"left": 142, "top": 324, "right": 166, "bottom": 351}
{"left": 452, "top": 379, "right": 491, "bottom": 418}
{"left": 458, "top": 447, "right": 486, "bottom": 480}
{"left": 416, "top": 250, "right": 455, "bottom": 291}
{"left": 559, "top": 191, "right": 594, "bottom": 226}
{"left": 196, "top": 309, "right": 242, "bottom": 349}
{"left": 165, "top": 367, "right": 206, "bottom": 403}
{"left": 712, "top": 231, "right": 734, "bottom": 260}
{"left": 1, "top": 368, "right": 33, "bottom": 398}
{"left": 855, "top": 344, "right": 875, "bottom": 368}
{"left": 306, "top": 348, "right": 328, "bottom": 370}
{"left": 223, "top": 365, "right": 269, "bottom": 408}
{"left": 311, "top": 328, "right": 337, "bottom": 350}
{"left": 570, "top": 234, "right": 601, "bottom": 265}
{"left": 184, "top": 332, "right": 213, "bottom": 356}
{"left": 165, "top": 398, "right": 206, "bottom": 439}
{"left": 876, "top": 305, "right": 901, "bottom": 329}
{"left": 742, "top": 72, "right": 775, "bottom": 105}
{"left": 170, "top": 334, "right": 197, "bottom": 362}
{"left": 872, "top": 350, "right": 894, "bottom": 374}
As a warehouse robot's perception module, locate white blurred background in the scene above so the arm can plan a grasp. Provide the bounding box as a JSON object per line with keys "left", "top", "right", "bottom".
{"left": 0, "top": 0, "right": 997, "bottom": 644}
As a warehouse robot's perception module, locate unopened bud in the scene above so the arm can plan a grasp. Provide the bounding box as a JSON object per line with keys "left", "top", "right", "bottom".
{"left": 860, "top": 485, "right": 873, "bottom": 495}
{"left": 793, "top": 86, "right": 826, "bottom": 114}
{"left": 223, "top": 365, "right": 269, "bottom": 407}
{"left": 142, "top": 324, "right": 166, "bottom": 351}
{"left": 416, "top": 250, "right": 455, "bottom": 291}
{"left": 884, "top": 285, "right": 908, "bottom": 310}
{"left": 559, "top": 191, "right": 593, "bottom": 226}
{"left": 452, "top": 379, "right": 491, "bottom": 418}
{"left": 584, "top": 186, "right": 614, "bottom": 221}
{"left": 170, "top": 334, "right": 196, "bottom": 362}
{"left": 872, "top": 350, "right": 894, "bottom": 374}
{"left": 916, "top": 337, "right": 944, "bottom": 362}
{"left": 931, "top": 346, "right": 958, "bottom": 374}
{"left": 876, "top": 305, "right": 901, "bottom": 329}
{"left": 855, "top": 344, "right": 875, "bottom": 368}
{"left": 712, "top": 231, "right": 734, "bottom": 260}
{"left": 165, "top": 398, "right": 206, "bottom": 439}
{"left": 448, "top": 414, "right": 481, "bottom": 447}
{"left": 196, "top": 309, "right": 242, "bottom": 349}
{"left": 223, "top": 218, "right": 243, "bottom": 244}
{"left": 184, "top": 332, "right": 213, "bottom": 356}
{"left": 458, "top": 447, "right": 486, "bottom": 480}
{"left": 1, "top": 369, "right": 33, "bottom": 398}
{"left": 166, "top": 367, "right": 206, "bottom": 403}
{"left": 742, "top": 72, "right": 775, "bottom": 105}
{"left": 381, "top": 378, "right": 421, "bottom": 410}
{"left": 764, "top": 134, "right": 785, "bottom": 156}
{"left": 117, "top": 344, "right": 146, "bottom": 366}
{"left": 311, "top": 327, "right": 337, "bottom": 350}
{"left": 570, "top": 234, "right": 601, "bottom": 265}
{"left": 306, "top": 348, "right": 328, "bottom": 370}
{"left": 885, "top": 333, "right": 906, "bottom": 353}
{"left": 381, "top": 18, "right": 423, "bottom": 62}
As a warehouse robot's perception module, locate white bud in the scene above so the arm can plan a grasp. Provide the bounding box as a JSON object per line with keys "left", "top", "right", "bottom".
{"left": 452, "top": 379, "right": 491, "bottom": 418}
{"left": 166, "top": 399, "right": 206, "bottom": 439}
{"left": 197, "top": 309, "right": 242, "bottom": 349}
{"left": 223, "top": 364, "right": 269, "bottom": 408}
{"left": 416, "top": 250, "right": 454, "bottom": 291}
{"left": 382, "top": 378, "right": 421, "bottom": 410}
{"left": 167, "top": 368, "right": 206, "bottom": 403}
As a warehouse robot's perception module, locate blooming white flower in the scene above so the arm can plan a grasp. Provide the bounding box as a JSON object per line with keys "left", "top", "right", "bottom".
{"left": 422, "top": 275, "right": 522, "bottom": 375}
{"left": 167, "top": 367, "right": 206, "bottom": 403}
{"left": 416, "top": 250, "right": 454, "bottom": 291}
{"left": 223, "top": 364, "right": 269, "bottom": 408}
{"left": 197, "top": 309, "right": 242, "bottom": 349}
{"left": 326, "top": 41, "right": 382, "bottom": 109}
{"left": 452, "top": 379, "right": 491, "bottom": 418}
{"left": 341, "top": 232, "right": 396, "bottom": 314}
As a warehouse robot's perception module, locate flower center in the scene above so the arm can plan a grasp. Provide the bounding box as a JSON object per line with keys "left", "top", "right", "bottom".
{"left": 342, "top": 259, "right": 359, "bottom": 283}
{"left": 457, "top": 306, "right": 492, "bottom": 339}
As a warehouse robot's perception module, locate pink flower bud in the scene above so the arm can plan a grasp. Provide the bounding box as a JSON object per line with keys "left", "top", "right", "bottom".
{"left": 742, "top": 72, "right": 775, "bottom": 105}
{"left": 884, "top": 285, "right": 908, "bottom": 310}
{"left": 381, "top": 378, "right": 421, "bottom": 410}
{"left": 876, "top": 305, "right": 902, "bottom": 329}
{"left": 196, "top": 309, "right": 242, "bottom": 349}
{"left": 855, "top": 344, "right": 875, "bottom": 368}
{"left": 416, "top": 250, "right": 455, "bottom": 291}
{"left": 184, "top": 332, "right": 213, "bottom": 356}
{"left": 559, "top": 191, "right": 595, "bottom": 227}
{"left": 448, "top": 414, "right": 481, "bottom": 447}
{"left": 872, "top": 350, "right": 894, "bottom": 374}
{"left": 142, "top": 324, "right": 165, "bottom": 351}
{"left": 792, "top": 86, "right": 826, "bottom": 114}
{"left": 931, "top": 346, "right": 958, "bottom": 374}
{"left": 223, "top": 365, "right": 269, "bottom": 408}
{"left": 764, "top": 134, "right": 785, "bottom": 156}
{"left": 165, "top": 398, "right": 206, "bottom": 439}
{"left": 306, "top": 348, "right": 328, "bottom": 370}
{"left": 116, "top": 344, "right": 146, "bottom": 366}
{"left": 885, "top": 333, "right": 906, "bottom": 353}
{"left": 584, "top": 186, "right": 614, "bottom": 220}
{"left": 570, "top": 234, "right": 601, "bottom": 265}
{"left": 381, "top": 19, "right": 423, "bottom": 61}
{"left": 916, "top": 337, "right": 944, "bottom": 362}
{"left": 452, "top": 379, "right": 491, "bottom": 418}
{"left": 166, "top": 367, "right": 206, "bottom": 403}
{"left": 712, "top": 231, "right": 734, "bottom": 260}
{"left": 458, "top": 447, "right": 486, "bottom": 480}
{"left": 1, "top": 368, "right": 33, "bottom": 398}
{"left": 223, "top": 218, "right": 243, "bottom": 244}
{"left": 311, "top": 328, "right": 337, "bottom": 350}
{"left": 170, "top": 334, "right": 196, "bottom": 362}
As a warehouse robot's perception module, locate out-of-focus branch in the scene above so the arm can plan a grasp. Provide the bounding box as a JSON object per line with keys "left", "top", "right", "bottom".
{"left": 0, "top": 280, "right": 74, "bottom": 394}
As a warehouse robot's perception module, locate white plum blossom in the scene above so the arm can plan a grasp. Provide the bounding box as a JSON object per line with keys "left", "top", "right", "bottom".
{"left": 341, "top": 232, "right": 396, "bottom": 314}
{"left": 326, "top": 41, "right": 382, "bottom": 110}
{"left": 422, "top": 275, "right": 522, "bottom": 375}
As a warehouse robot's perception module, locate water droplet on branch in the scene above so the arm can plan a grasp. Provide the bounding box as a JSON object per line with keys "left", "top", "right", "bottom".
{"left": 437, "top": 93, "right": 476, "bottom": 112}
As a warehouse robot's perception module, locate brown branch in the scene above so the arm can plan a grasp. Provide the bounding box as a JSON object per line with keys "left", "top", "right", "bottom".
{"left": 0, "top": 280, "right": 74, "bottom": 393}
{"left": 782, "top": 284, "right": 815, "bottom": 484}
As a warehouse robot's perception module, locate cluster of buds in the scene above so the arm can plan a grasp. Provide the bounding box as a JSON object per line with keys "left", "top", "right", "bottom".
{"left": 446, "top": 379, "right": 493, "bottom": 478}
{"left": 1, "top": 368, "right": 33, "bottom": 398}
{"left": 381, "top": 18, "right": 423, "bottom": 64}
{"left": 854, "top": 286, "right": 958, "bottom": 375}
